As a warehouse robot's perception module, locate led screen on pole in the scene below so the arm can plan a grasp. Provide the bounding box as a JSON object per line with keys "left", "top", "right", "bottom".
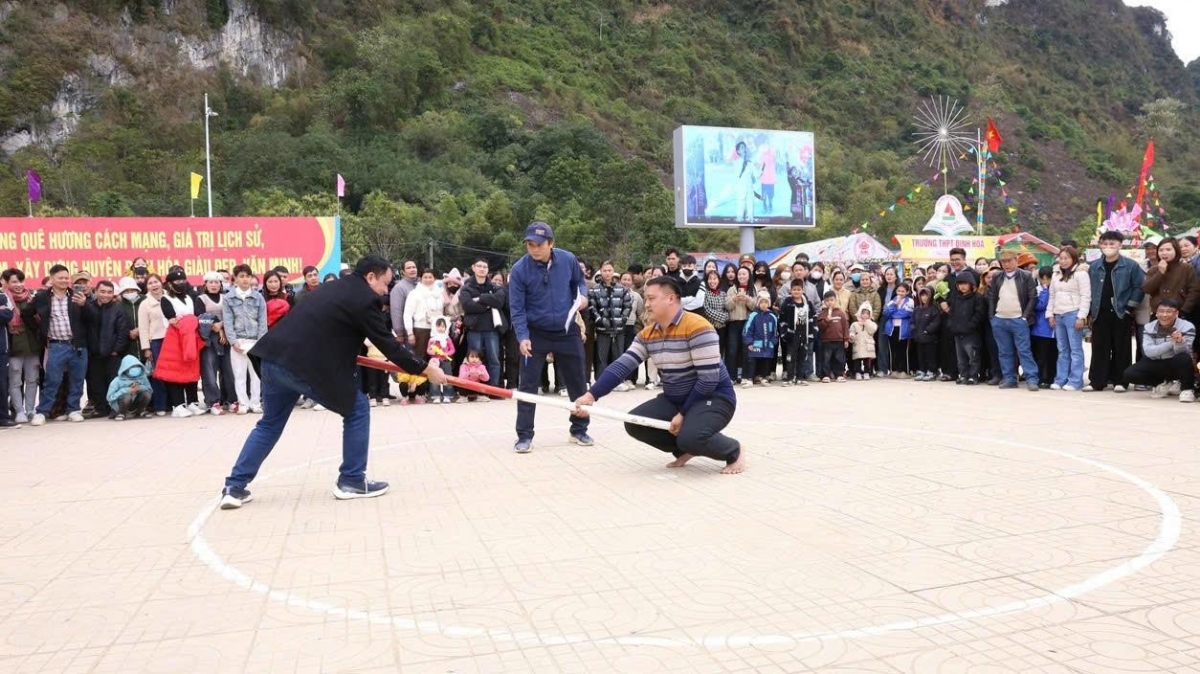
{"left": 673, "top": 125, "right": 816, "bottom": 228}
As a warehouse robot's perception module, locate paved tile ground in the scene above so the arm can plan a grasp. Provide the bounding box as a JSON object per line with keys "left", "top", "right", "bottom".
{"left": 2, "top": 378, "right": 1199, "bottom": 673}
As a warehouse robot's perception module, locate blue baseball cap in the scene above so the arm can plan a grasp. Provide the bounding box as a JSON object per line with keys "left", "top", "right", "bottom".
{"left": 523, "top": 222, "right": 554, "bottom": 244}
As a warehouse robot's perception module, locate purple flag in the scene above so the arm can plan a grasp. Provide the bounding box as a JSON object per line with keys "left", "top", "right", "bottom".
{"left": 26, "top": 170, "right": 41, "bottom": 203}
{"left": 336, "top": 174, "right": 345, "bottom": 198}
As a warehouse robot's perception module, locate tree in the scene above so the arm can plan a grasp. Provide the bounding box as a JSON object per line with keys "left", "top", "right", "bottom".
{"left": 1137, "top": 98, "right": 1185, "bottom": 144}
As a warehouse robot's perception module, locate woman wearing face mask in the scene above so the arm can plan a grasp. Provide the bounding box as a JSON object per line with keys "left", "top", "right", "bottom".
{"left": 975, "top": 257, "right": 991, "bottom": 276}
{"left": 156, "top": 269, "right": 205, "bottom": 417}
{"left": 114, "top": 278, "right": 143, "bottom": 360}
{"left": 809, "top": 263, "right": 828, "bottom": 300}
{"left": 136, "top": 274, "right": 169, "bottom": 415}
{"left": 752, "top": 262, "right": 777, "bottom": 306}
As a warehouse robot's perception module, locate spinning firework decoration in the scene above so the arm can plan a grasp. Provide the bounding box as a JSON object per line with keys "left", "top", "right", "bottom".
{"left": 913, "top": 96, "right": 975, "bottom": 194}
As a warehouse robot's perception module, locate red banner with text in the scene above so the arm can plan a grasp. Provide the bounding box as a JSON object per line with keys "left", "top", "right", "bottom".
{"left": 0, "top": 217, "right": 341, "bottom": 285}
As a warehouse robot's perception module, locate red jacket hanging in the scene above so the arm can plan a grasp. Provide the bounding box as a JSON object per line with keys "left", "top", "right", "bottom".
{"left": 154, "top": 314, "right": 205, "bottom": 383}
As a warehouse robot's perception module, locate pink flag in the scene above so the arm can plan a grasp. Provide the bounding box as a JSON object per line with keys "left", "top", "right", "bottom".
{"left": 27, "top": 170, "right": 42, "bottom": 202}
{"left": 336, "top": 174, "right": 346, "bottom": 198}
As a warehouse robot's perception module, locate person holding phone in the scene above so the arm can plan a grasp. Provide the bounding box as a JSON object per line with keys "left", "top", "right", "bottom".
{"left": 28, "top": 265, "right": 94, "bottom": 425}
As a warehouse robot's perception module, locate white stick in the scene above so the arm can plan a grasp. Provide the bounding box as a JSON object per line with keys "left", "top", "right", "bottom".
{"left": 509, "top": 389, "right": 672, "bottom": 430}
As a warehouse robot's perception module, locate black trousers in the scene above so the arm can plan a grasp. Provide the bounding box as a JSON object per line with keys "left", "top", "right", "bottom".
{"left": 783, "top": 337, "right": 807, "bottom": 381}
{"left": 166, "top": 381, "right": 199, "bottom": 407}
{"left": 0, "top": 352, "right": 8, "bottom": 422}
{"left": 625, "top": 394, "right": 740, "bottom": 463}
{"left": 938, "top": 319, "right": 958, "bottom": 378}
{"left": 888, "top": 334, "right": 910, "bottom": 373}
{"left": 955, "top": 333, "right": 982, "bottom": 380}
{"left": 86, "top": 354, "right": 120, "bottom": 415}
{"left": 1089, "top": 310, "right": 1133, "bottom": 390}
{"left": 725, "top": 320, "right": 746, "bottom": 381}
{"left": 1122, "top": 352, "right": 1194, "bottom": 390}
{"left": 517, "top": 328, "right": 589, "bottom": 441}
{"left": 1031, "top": 335, "right": 1057, "bottom": 385}
{"left": 821, "top": 342, "right": 847, "bottom": 378}
{"left": 750, "top": 358, "right": 773, "bottom": 379}
{"left": 916, "top": 342, "right": 938, "bottom": 373}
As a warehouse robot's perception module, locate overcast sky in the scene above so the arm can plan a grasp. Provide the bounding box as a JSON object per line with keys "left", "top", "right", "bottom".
{"left": 1128, "top": 0, "right": 1199, "bottom": 63}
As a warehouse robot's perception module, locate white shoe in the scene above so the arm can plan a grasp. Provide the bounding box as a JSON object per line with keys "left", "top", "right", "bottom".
{"left": 431, "top": 397, "right": 442, "bottom": 405}
{"left": 1113, "top": 385, "right": 1127, "bottom": 393}
{"left": 14, "top": 413, "right": 29, "bottom": 424}
{"left": 855, "top": 373, "right": 863, "bottom": 381}
{"left": 1050, "top": 383, "right": 1062, "bottom": 390}
{"left": 1180, "top": 390, "right": 1195, "bottom": 403}
{"left": 1063, "top": 384, "right": 1078, "bottom": 392}
{"left": 369, "top": 399, "right": 378, "bottom": 407}
{"left": 442, "top": 396, "right": 453, "bottom": 404}
{"left": 313, "top": 404, "right": 326, "bottom": 411}
{"left": 188, "top": 403, "right": 206, "bottom": 415}
{"left": 1168, "top": 381, "right": 1182, "bottom": 397}
{"left": 249, "top": 406, "right": 263, "bottom": 414}
{"left": 236, "top": 404, "right": 249, "bottom": 415}
{"left": 67, "top": 411, "right": 85, "bottom": 423}
{"left": 381, "top": 398, "right": 392, "bottom": 407}
{"left": 30, "top": 413, "right": 46, "bottom": 426}
{"left": 1150, "top": 384, "right": 1167, "bottom": 399}
{"left": 863, "top": 373, "right": 871, "bottom": 381}
{"left": 645, "top": 382, "right": 657, "bottom": 390}
{"left": 740, "top": 380, "right": 753, "bottom": 388}
{"left": 171, "top": 405, "right": 193, "bottom": 418}
{"left": 558, "top": 389, "right": 568, "bottom": 397}
{"left": 302, "top": 399, "right": 316, "bottom": 410}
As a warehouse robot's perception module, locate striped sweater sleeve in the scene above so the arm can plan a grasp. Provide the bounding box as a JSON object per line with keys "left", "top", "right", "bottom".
{"left": 681, "top": 325, "right": 722, "bottom": 414}
{"left": 589, "top": 336, "right": 648, "bottom": 399}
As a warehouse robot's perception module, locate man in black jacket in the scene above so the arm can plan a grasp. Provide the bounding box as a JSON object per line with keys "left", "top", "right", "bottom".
{"left": 459, "top": 258, "right": 506, "bottom": 388}
{"left": 85, "top": 280, "right": 130, "bottom": 419}
{"left": 588, "top": 260, "right": 633, "bottom": 382}
{"left": 219, "top": 255, "right": 446, "bottom": 509}
{"left": 28, "top": 264, "right": 93, "bottom": 425}
{"left": 985, "top": 250, "right": 1040, "bottom": 391}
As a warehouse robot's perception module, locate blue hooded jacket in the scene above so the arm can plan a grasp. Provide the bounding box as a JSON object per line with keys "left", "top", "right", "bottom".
{"left": 107, "top": 355, "right": 153, "bottom": 407}
{"left": 1031, "top": 285, "right": 1053, "bottom": 338}
{"left": 743, "top": 308, "right": 779, "bottom": 359}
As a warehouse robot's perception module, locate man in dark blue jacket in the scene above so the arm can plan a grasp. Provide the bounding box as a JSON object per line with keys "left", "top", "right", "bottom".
{"left": 1086, "top": 230, "right": 1145, "bottom": 391}
{"left": 509, "top": 222, "right": 592, "bottom": 453}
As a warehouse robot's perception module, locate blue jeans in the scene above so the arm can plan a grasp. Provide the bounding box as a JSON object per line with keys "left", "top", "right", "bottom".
{"left": 37, "top": 342, "right": 88, "bottom": 415}
{"left": 516, "top": 328, "right": 589, "bottom": 441}
{"left": 224, "top": 360, "right": 371, "bottom": 489}
{"left": 467, "top": 330, "right": 501, "bottom": 388}
{"left": 149, "top": 339, "right": 168, "bottom": 412}
{"left": 990, "top": 317, "right": 1038, "bottom": 385}
{"left": 1054, "top": 311, "right": 1086, "bottom": 389}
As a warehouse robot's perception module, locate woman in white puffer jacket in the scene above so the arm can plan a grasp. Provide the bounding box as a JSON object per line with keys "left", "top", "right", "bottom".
{"left": 1047, "top": 246, "right": 1091, "bottom": 390}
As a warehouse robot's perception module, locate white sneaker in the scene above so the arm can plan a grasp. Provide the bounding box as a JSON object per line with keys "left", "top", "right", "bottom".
{"left": 67, "top": 411, "right": 85, "bottom": 423}
{"left": 1082, "top": 385, "right": 1095, "bottom": 392}
{"left": 249, "top": 406, "right": 263, "bottom": 414}
{"left": 1150, "top": 384, "right": 1167, "bottom": 399}
{"left": 740, "top": 380, "right": 753, "bottom": 388}
{"left": 1113, "top": 385, "right": 1127, "bottom": 393}
{"left": 302, "top": 399, "right": 316, "bottom": 410}
{"left": 30, "top": 413, "right": 46, "bottom": 426}
{"left": 236, "top": 404, "right": 249, "bottom": 415}
{"left": 645, "top": 382, "right": 657, "bottom": 391}
{"left": 14, "top": 413, "right": 29, "bottom": 424}
{"left": 1168, "top": 381, "right": 1182, "bottom": 397}
{"left": 1050, "top": 383, "right": 1062, "bottom": 390}
{"left": 171, "top": 405, "right": 193, "bottom": 418}
{"left": 431, "top": 397, "right": 442, "bottom": 405}
{"left": 558, "top": 389, "right": 568, "bottom": 397}
{"left": 369, "top": 399, "right": 378, "bottom": 407}
{"left": 863, "top": 373, "right": 871, "bottom": 381}
{"left": 1180, "top": 390, "right": 1195, "bottom": 403}
{"left": 313, "top": 404, "right": 326, "bottom": 411}
{"left": 1063, "top": 384, "right": 1078, "bottom": 392}
{"left": 381, "top": 398, "right": 392, "bottom": 407}
{"left": 442, "top": 396, "right": 453, "bottom": 404}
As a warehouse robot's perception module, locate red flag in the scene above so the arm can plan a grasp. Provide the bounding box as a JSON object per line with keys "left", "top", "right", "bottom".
{"left": 1135, "top": 140, "right": 1154, "bottom": 219}
{"left": 986, "top": 118, "right": 1003, "bottom": 153}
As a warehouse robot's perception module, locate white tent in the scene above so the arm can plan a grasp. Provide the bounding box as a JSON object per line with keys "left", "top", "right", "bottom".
{"left": 760, "top": 233, "right": 897, "bottom": 267}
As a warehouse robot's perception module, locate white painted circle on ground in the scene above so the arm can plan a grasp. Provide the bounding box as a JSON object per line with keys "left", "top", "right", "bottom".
{"left": 187, "top": 422, "right": 1181, "bottom": 649}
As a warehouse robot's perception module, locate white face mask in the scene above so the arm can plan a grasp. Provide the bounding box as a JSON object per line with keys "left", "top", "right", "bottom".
{"left": 811, "top": 271, "right": 823, "bottom": 280}
{"left": 122, "top": 292, "right": 139, "bottom": 302}
{"left": 780, "top": 271, "right": 792, "bottom": 282}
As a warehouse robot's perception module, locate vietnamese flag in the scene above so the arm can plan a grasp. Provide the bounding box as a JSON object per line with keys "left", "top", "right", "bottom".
{"left": 986, "top": 118, "right": 1003, "bottom": 153}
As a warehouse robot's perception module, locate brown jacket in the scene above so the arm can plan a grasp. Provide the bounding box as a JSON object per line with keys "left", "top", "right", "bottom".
{"left": 817, "top": 306, "right": 850, "bottom": 343}
{"left": 1143, "top": 261, "right": 1200, "bottom": 314}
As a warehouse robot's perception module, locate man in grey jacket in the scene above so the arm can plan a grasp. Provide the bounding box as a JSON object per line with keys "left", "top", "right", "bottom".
{"left": 388, "top": 260, "right": 419, "bottom": 340}
{"left": 985, "top": 250, "right": 1039, "bottom": 391}
{"left": 1121, "top": 298, "right": 1195, "bottom": 402}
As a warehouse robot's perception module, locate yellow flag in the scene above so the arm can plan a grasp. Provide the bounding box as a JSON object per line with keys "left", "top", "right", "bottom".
{"left": 190, "top": 172, "right": 203, "bottom": 200}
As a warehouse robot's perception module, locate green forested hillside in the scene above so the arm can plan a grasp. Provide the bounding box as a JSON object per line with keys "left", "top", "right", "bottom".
{"left": 1, "top": 0, "right": 1196, "bottom": 268}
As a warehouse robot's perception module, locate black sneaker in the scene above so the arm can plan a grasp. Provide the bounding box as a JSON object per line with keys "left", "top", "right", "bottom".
{"left": 219, "top": 486, "right": 253, "bottom": 510}
{"left": 965, "top": 378, "right": 978, "bottom": 386}
{"left": 333, "top": 478, "right": 390, "bottom": 500}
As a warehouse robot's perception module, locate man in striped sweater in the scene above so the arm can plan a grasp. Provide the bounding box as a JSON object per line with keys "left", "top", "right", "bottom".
{"left": 574, "top": 276, "right": 745, "bottom": 474}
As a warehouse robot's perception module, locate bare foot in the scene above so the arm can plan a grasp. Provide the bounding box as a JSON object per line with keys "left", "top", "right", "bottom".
{"left": 666, "top": 454, "right": 694, "bottom": 468}
{"left": 721, "top": 452, "right": 746, "bottom": 474}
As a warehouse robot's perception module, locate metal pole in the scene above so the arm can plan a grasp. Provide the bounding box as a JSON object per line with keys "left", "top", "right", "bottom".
{"left": 428, "top": 240, "right": 434, "bottom": 269}
{"left": 204, "top": 93, "right": 216, "bottom": 217}
{"left": 739, "top": 226, "right": 755, "bottom": 255}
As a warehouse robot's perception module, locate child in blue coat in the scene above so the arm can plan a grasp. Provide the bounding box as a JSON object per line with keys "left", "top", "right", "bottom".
{"left": 880, "top": 283, "right": 915, "bottom": 375}
{"left": 1031, "top": 266, "right": 1057, "bottom": 388}
{"left": 743, "top": 294, "right": 779, "bottom": 386}
{"left": 106, "top": 355, "right": 154, "bottom": 420}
